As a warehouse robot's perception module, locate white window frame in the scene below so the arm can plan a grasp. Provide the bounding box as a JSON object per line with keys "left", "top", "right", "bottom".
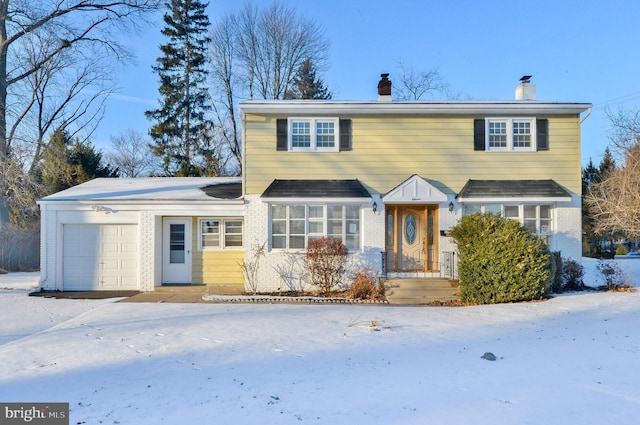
{"left": 486, "top": 118, "right": 536, "bottom": 152}
{"left": 288, "top": 118, "right": 339, "bottom": 152}
{"left": 269, "top": 204, "right": 361, "bottom": 251}
{"left": 198, "top": 218, "right": 244, "bottom": 250}
{"left": 462, "top": 204, "right": 552, "bottom": 242}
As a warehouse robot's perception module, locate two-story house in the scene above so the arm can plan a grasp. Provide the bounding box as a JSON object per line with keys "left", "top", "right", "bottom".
{"left": 36, "top": 75, "right": 590, "bottom": 293}
{"left": 240, "top": 75, "right": 591, "bottom": 292}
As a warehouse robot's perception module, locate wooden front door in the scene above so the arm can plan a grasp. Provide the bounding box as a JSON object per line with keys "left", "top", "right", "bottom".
{"left": 385, "top": 205, "right": 438, "bottom": 272}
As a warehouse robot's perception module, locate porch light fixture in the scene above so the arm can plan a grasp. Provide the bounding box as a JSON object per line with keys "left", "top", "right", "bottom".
{"left": 372, "top": 201, "right": 378, "bottom": 213}
{"left": 448, "top": 202, "right": 454, "bottom": 212}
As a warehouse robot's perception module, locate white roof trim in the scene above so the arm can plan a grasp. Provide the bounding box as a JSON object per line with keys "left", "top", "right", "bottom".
{"left": 240, "top": 100, "right": 592, "bottom": 116}
{"left": 383, "top": 175, "right": 448, "bottom": 203}
{"left": 458, "top": 196, "right": 572, "bottom": 203}
{"left": 262, "top": 197, "right": 371, "bottom": 204}
{"left": 38, "top": 177, "right": 242, "bottom": 203}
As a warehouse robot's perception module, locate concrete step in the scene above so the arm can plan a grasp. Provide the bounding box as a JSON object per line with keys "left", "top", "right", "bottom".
{"left": 384, "top": 278, "right": 460, "bottom": 305}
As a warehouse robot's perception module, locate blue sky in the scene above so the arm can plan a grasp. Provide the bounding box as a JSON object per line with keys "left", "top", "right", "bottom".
{"left": 97, "top": 0, "right": 640, "bottom": 166}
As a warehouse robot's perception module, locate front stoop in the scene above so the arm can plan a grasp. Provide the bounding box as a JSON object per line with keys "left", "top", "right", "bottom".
{"left": 384, "top": 278, "right": 460, "bottom": 305}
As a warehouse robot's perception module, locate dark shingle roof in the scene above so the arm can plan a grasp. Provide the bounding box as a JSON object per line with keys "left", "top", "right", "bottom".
{"left": 261, "top": 179, "right": 371, "bottom": 198}
{"left": 200, "top": 182, "right": 242, "bottom": 199}
{"left": 457, "top": 180, "right": 571, "bottom": 199}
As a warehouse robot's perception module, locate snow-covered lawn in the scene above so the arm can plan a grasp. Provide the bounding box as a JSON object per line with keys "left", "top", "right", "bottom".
{"left": 0, "top": 260, "right": 639, "bottom": 425}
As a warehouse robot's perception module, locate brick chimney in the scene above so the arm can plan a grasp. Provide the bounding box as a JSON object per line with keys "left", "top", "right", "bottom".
{"left": 377, "top": 73, "right": 392, "bottom": 102}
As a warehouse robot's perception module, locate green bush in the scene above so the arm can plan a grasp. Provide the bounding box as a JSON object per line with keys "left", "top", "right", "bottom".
{"left": 615, "top": 245, "right": 628, "bottom": 255}
{"left": 561, "top": 258, "right": 585, "bottom": 292}
{"left": 450, "top": 212, "right": 552, "bottom": 304}
{"left": 550, "top": 251, "right": 563, "bottom": 293}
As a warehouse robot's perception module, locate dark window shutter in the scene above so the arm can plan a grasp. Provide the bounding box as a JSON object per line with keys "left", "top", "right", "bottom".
{"left": 339, "top": 119, "right": 352, "bottom": 151}
{"left": 276, "top": 119, "right": 288, "bottom": 151}
{"left": 474, "top": 119, "right": 486, "bottom": 151}
{"left": 537, "top": 119, "right": 549, "bottom": 151}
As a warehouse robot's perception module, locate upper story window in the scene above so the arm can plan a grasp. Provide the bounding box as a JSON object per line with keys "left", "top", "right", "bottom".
{"left": 474, "top": 118, "right": 548, "bottom": 152}
{"left": 288, "top": 118, "right": 338, "bottom": 151}
{"left": 277, "top": 118, "right": 351, "bottom": 152}
{"left": 487, "top": 118, "right": 535, "bottom": 151}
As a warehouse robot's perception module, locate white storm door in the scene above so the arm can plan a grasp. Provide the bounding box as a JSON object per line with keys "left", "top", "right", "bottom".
{"left": 162, "top": 218, "right": 192, "bottom": 284}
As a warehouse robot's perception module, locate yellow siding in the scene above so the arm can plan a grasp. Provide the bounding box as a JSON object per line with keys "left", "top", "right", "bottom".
{"left": 190, "top": 219, "right": 244, "bottom": 286}
{"left": 244, "top": 114, "right": 582, "bottom": 195}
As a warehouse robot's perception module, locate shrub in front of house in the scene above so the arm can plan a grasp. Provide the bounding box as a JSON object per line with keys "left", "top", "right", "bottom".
{"left": 561, "top": 258, "right": 586, "bottom": 292}
{"left": 305, "top": 237, "right": 348, "bottom": 296}
{"left": 596, "top": 260, "right": 632, "bottom": 291}
{"left": 350, "top": 269, "right": 385, "bottom": 300}
{"left": 450, "top": 212, "right": 553, "bottom": 304}
{"left": 550, "top": 251, "right": 563, "bottom": 293}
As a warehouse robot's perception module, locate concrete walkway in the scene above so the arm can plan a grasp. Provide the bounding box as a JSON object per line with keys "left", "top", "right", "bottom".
{"left": 121, "top": 284, "right": 243, "bottom": 303}
{"left": 384, "top": 278, "right": 460, "bottom": 305}
{"left": 31, "top": 280, "right": 460, "bottom": 305}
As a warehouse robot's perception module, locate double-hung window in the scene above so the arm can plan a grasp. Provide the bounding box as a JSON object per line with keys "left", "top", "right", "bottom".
{"left": 289, "top": 118, "right": 339, "bottom": 152}
{"left": 270, "top": 204, "right": 361, "bottom": 251}
{"left": 199, "top": 218, "right": 243, "bottom": 250}
{"left": 463, "top": 204, "right": 552, "bottom": 245}
{"left": 486, "top": 118, "right": 535, "bottom": 151}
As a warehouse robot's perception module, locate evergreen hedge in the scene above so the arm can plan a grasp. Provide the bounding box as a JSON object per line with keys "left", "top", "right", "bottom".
{"left": 450, "top": 212, "right": 553, "bottom": 304}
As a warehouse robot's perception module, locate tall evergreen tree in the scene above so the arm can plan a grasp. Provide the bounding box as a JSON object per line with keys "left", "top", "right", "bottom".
{"left": 284, "top": 58, "right": 332, "bottom": 100}
{"left": 599, "top": 147, "right": 616, "bottom": 177}
{"left": 146, "top": 0, "right": 212, "bottom": 176}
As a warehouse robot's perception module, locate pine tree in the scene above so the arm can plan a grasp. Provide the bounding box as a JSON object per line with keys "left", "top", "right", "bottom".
{"left": 41, "top": 129, "right": 116, "bottom": 193}
{"left": 146, "top": 0, "right": 212, "bottom": 176}
{"left": 284, "top": 58, "right": 331, "bottom": 100}
{"left": 599, "top": 147, "right": 616, "bottom": 177}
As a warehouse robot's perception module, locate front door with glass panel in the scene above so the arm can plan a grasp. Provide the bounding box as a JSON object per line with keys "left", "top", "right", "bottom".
{"left": 163, "top": 218, "right": 192, "bottom": 284}
{"left": 385, "top": 205, "right": 438, "bottom": 272}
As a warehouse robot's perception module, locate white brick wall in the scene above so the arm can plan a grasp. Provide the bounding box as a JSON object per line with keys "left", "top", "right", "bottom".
{"left": 244, "top": 194, "right": 386, "bottom": 293}
{"left": 139, "top": 211, "right": 155, "bottom": 291}
{"left": 554, "top": 195, "right": 582, "bottom": 261}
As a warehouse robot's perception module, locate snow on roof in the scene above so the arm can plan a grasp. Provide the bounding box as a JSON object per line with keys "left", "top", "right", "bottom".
{"left": 39, "top": 177, "right": 242, "bottom": 202}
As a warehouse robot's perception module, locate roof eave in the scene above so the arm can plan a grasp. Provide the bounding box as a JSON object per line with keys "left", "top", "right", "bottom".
{"left": 457, "top": 196, "right": 572, "bottom": 203}
{"left": 240, "top": 101, "right": 592, "bottom": 116}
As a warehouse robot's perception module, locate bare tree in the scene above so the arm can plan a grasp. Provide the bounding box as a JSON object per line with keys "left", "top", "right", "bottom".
{"left": 0, "top": 0, "right": 159, "bottom": 163}
{"left": 105, "top": 128, "right": 159, "bottom": 177}
{"left": 208, "top": 1, "right": 329, "bottom": 171}
{"left": 587, "top": 143, "right": 640, "bottom": 238}
{"left": 11, "top": 28, "right": 115, "bottom": 175}
{"left": 209, "top": 13, "right": 242, "bottom": 173}
{"left": 605, "top": 106, "right": 640, "bottom": 156}
{"left": 394, "top": 62, "right": 453, "bottom": 101}
{"left": 234, "top": 1, "right": 329, "bottom": 100}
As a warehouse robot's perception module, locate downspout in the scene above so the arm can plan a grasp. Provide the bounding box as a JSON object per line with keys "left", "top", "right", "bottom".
{"left": 241, "top": 110, "right": 246, "bottom": 198}
{"left": 37, "top": 201, "right": 46, "bottom": 287}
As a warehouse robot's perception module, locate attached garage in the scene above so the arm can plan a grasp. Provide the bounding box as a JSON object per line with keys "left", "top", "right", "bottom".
{"left": 37, "top": 177, "right": 245, "bottom": 292}
{"left": 62, "top": 224, "right": 139, "bottom": 290}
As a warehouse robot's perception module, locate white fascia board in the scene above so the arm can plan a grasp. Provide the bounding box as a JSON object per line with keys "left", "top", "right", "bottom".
{"left": 39, "top": 199, "right": 244, "bottom": 207}
{"left": 261, "top": 197, "right": 371, "bottom": 204}
{"left": 458, "top": 197, "right": 572, "bottom": 203}
{"left": 240, "top": 101, "right": 592, "bottom": 116}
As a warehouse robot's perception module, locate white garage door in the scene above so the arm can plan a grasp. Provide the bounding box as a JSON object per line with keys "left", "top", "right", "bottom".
{"left": 63, "top": 224, "right": 139, "bottom": 290}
